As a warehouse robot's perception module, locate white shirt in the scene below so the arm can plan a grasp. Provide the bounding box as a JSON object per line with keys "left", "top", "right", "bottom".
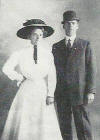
{"left": 65, "top": 35, "right": 76, "bottom": 47}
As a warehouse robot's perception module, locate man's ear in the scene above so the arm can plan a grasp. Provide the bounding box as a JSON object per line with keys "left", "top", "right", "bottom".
{"left": 76, "top": 22, "right": 79, "bottom": 30}
{"left": 63, "top": 24, "right": 65, "bottom": 29}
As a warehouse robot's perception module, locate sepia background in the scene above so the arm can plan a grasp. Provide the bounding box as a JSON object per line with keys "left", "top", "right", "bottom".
{"left": 0, "top": 0, "right": 100, "bottom": 139}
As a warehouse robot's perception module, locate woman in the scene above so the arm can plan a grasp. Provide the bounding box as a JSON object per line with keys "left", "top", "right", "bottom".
{"left": 1, "top": 19, "right": 62, "bottom": 140}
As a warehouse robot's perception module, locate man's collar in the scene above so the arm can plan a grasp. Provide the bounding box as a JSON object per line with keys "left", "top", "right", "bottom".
{"left": 65, "top": 35, "right": 76, "bottom": 47}
{"left": 65, "top": 35, "right": 76, "bottom": 41}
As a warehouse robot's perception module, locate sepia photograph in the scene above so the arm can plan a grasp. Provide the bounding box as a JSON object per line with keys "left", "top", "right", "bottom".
{"left": 0, "top": 0, "right": 100, "bottom": 140}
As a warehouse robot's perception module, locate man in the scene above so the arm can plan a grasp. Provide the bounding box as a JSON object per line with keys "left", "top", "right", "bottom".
{"left": 52, "top": 11, "right": 96, "bottom": 140}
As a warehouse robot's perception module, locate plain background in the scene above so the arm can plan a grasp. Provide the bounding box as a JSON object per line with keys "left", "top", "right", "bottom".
{"left": 0, "top": 0, "right": 100, "bottom": 139}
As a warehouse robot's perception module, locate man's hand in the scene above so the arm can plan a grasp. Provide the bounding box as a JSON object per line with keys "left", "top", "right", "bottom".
{"left": 46, "top": 96, "right": 54, "bottom": 105}
{"left": 87, "top": 93, "right": 95, "bottom": 104}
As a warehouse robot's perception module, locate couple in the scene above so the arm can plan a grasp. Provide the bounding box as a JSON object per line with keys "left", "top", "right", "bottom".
{"left": 1, "top": 11, "right": 96, "bottom": 140}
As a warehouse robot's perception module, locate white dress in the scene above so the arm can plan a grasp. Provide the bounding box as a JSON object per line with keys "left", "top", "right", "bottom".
{"left": 1, "top": 43, "right": 62, "bottom": 140}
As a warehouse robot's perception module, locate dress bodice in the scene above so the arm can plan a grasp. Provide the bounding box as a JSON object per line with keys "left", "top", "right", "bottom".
{"left": 18, "top": 47, "right": 52, "bottom": 80}
{"left": 2, "top": 44, "right": 56, "bottom": 97}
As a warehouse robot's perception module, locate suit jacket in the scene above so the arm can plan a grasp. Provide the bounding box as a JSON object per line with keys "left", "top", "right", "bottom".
{"left": 52, "top": 38, "right": 97, "bottom": 105}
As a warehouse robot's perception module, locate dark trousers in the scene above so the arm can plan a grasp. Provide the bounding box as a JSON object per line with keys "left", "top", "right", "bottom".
{"left": 56, "top": 99, "right": 93, "bottom": 140}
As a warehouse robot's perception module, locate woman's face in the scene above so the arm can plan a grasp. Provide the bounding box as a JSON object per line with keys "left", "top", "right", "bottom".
{"left": 30, "top": 28, "right": 43, "bottom": 45}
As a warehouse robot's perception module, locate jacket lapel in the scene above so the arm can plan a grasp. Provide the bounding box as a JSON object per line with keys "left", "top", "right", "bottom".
{"left": 58, "top": 39, "right": 66, "bottom": 55}
{"left": 72, "top": 38, "right": 79, "bottom": 49}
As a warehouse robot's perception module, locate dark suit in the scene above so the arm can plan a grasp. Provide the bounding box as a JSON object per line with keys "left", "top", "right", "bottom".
{"left": 52, "top": 38, "right": 96, "bottom": 140}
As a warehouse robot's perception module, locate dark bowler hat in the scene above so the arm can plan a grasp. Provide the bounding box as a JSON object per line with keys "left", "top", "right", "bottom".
{"left": 61, "top": 10, "right": 80, "bottom": 24}
{"left": 17, "top": 19, "right": 54, "bottom": 39}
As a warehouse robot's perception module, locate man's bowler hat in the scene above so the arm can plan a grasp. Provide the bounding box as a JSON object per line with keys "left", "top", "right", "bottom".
{"left": 61, "top": 10, "right": 80, "bottom": 24}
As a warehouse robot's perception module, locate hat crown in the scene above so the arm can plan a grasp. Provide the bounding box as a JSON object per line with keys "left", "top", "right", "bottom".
{"left": 64, "top": 11, "right": 76, "bottom": 19}
{"left": 23, "top": 19, "right": 46, "bottom": 26}
{"left": 62, "top": 10, "right": 79, "bottom": 23}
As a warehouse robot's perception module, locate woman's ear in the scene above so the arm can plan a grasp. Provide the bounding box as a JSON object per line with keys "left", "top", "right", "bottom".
{"left": 43, "top": 31, "right": 47, "bottom": 38}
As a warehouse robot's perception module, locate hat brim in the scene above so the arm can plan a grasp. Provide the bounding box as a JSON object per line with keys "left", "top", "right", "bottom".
{"left": 17, "top": 25, "right": 54, "bottom": 39}
{"left": 61, "top": 18, "right": 80, "bottom": 24}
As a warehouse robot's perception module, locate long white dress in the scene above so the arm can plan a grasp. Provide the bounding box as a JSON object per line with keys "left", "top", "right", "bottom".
{"left": 1, "top": 43, "right": 62, "bottom": 140}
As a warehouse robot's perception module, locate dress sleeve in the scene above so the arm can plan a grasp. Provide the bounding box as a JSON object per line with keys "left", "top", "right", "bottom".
{"left": 2, "top": 51, "right": 23, "bottom": 81}
{"left": 47, "top": 53, "right": 57, "bottom": 97}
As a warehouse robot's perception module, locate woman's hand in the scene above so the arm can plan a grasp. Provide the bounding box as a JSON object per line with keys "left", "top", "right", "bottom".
{"left": 16, "top": 74, "right": 24, "bottom": 87}
{"left": 46, "top": 96, "right": 54, "bottom": 105}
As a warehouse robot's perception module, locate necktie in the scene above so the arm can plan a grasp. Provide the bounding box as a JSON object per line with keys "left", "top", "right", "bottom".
{"left": 34, "top": 45, "right": 37, "bottom": 64}
{"left": 67, "top": 39, "right": 71, "bottom": 49}
{"left": 66, "top": 39, "right": 71, "bottom": 53}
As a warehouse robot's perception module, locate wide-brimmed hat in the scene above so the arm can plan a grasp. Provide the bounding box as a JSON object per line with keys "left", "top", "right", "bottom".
{"left": 61, "top": 10, "right": 80, "bottom": 24}
{"left": 17, "top": 19, "right": 54, "bottom": 39}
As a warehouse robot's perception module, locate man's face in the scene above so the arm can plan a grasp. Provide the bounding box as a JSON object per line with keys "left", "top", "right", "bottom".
{"left": 63, "top": 20, "right": 79, "bottom": 36}
{"left": 30, "top": 28, "right": 43, "bottom": 45}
